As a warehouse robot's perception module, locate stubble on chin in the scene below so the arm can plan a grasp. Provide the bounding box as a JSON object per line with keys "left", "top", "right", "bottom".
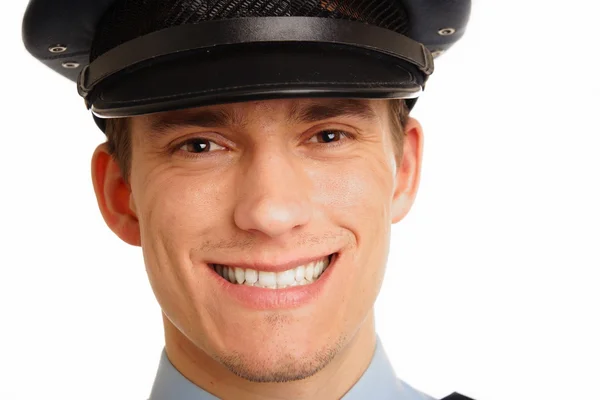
{"left": 215, "top": 334, "right": 345, "bottom": 383}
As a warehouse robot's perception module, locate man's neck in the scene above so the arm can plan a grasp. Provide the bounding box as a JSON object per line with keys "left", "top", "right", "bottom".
{"left": 163, "top": 311, "right": 377, "bottom": 400}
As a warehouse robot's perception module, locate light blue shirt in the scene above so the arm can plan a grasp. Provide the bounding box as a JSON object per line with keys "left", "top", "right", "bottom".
{"left": 149, "top": 337, "right": 435, "bottom": 400}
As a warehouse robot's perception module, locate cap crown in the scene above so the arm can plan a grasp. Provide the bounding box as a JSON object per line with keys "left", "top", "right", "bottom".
{"left": 91, "top": 0, "right": 410, "bottom": 61}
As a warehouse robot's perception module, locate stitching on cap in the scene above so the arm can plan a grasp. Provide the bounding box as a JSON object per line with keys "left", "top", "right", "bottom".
{"left": 40, "top": 50, "right": 90, "bottom": 61}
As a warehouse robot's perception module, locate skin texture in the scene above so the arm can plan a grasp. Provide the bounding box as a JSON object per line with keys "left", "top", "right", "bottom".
{"left": 91, "top": 98, "right": 423, "bottom": 400}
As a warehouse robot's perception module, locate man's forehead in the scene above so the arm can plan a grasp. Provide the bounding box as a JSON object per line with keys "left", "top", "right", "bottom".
{"left": 147, "top": 98, "right": 383, "bottom": 119}
{"left": 136, "top": 98, "right": 383, "bottom": 133}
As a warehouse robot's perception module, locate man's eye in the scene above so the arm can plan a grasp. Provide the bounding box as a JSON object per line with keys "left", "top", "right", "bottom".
{"left": 176, "top": 131, "right": 350, "bottom": 156}
{"left": 308, "top": 130, "right": 349, "bottom": 144}
{"left": 179, "top": 138, "right": 226, "bottom": 154}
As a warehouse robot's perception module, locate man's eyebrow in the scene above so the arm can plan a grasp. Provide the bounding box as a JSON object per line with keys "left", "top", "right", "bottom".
{"left": 288, "top": 99, "right": 378, "bottom": 125}
{"left": 147, "top": 108, "right": 243, "bottom": 137}
{"left": 145, "top": 99, "right": 377, "bottom": 138}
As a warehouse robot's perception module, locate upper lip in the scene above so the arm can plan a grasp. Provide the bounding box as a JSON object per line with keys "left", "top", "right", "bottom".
{"left": 208, "top": 253, "right": 336, "bottom": 273}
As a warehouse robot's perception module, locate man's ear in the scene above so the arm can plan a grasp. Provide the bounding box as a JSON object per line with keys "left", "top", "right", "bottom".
{"left": 391, "top": 117, "right": 424, "bottom": 224}
{"left": 91, "top": 143, "right": 141, "bottom": 247}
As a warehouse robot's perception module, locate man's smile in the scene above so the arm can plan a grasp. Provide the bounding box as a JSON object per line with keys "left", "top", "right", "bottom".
{"left": 210, "top": 254, "right": 334, "bottom": 289}
{"left": 206, "top": 253, "right": 340, "bottom": 310}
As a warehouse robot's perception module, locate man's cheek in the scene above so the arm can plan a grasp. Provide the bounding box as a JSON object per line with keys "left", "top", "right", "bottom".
{"left": 319, "top": 165, "right": 391, "bottom": 216}
{"left": 143, "top": 181, "right": 207, "bottom": 229}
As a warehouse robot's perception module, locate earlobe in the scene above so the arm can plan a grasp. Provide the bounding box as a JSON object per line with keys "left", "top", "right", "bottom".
{"left": 391, "top": 117, "right": 424, "bottom": 224}
{"left": 91, "top": 143, "right": 141, "bottom": 247}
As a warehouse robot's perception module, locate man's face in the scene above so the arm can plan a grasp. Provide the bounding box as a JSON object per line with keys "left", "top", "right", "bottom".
{"left": 100, "top": 98, "right": 421, "bottom": 382}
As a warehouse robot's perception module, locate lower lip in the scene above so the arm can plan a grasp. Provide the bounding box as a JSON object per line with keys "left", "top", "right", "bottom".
{"left": 207, "top": 254, "right": 339, "bottom": 310}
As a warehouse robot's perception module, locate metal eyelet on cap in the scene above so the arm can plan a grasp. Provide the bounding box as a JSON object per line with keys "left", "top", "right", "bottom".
{"left": 62, "top": 61, "right": 80, "bottom": 69}
{"left": 438, "top": 27, "right": 456, "bottom": 36}
{"left": 49, "top": 45, "right": 68, "bottom": 53}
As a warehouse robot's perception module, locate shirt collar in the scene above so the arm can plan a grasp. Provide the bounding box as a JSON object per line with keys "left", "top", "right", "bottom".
{"left": 148, "top": 336, "right": 433, "bottom": 400}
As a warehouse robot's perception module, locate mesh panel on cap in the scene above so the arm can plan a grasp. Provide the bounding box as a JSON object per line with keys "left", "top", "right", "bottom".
{"left": 91, "top": 0, "right": 409, "bottom": 62}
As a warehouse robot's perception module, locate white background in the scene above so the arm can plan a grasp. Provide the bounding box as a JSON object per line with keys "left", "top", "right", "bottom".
{"left": 1, "top": 1, "right": 599, "bottom": 399}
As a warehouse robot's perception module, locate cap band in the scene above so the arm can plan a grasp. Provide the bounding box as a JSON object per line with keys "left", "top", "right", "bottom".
{"left": 78, "top": 17, "right": 434, "bottom": 104}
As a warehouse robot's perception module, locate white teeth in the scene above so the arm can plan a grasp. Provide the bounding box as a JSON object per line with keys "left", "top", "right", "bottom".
{"left": 295, "top": 266, "right": 306, "bottom": 282}
{"left": 212, "top": 255, "right": 332, "bottom": 289}
{"left": 235, "top": 267, "right": 245, "bottom": 284}
{"left": 314, "top": 259, "right": 324, "bottom": 279}
{"left": 245, "top": 268, "right": 258, "bottom": 284}
{"left": 277, "top": 269, "right": 296, "bottom": 287}
{"left": 305, "top": 263, "right": 314, "bottom": 281}
{"left": 258, "top": 271, "right": 277, "bottom": 287}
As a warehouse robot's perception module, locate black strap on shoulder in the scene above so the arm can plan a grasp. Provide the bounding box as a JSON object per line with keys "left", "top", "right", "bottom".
{"left": 441, "top": 393, "right": 475, "bottom": 400}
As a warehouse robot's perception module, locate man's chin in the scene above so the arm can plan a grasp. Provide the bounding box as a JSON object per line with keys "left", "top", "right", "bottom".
{"left": 216, "top": 346, "right": 338, "bottom": 383}
{"left": 211, "top": 336, "right": 346, "bottom": 383}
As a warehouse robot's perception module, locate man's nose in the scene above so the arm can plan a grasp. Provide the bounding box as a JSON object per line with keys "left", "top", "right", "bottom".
{"left": 233, "top": 149, "right": 312, "bottom": 238}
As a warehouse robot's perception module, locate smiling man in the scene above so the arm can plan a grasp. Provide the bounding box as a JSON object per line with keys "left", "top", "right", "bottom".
{"left": 99, "top": 97, "right": 422, "bottom": 399}
{"left": 23, "top": 0, "right": 472, "bottom": 399}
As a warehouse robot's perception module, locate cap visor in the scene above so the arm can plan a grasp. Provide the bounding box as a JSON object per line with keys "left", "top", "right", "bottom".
{"left": 90, "top": 42, "right": 423, "bottom": 118}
